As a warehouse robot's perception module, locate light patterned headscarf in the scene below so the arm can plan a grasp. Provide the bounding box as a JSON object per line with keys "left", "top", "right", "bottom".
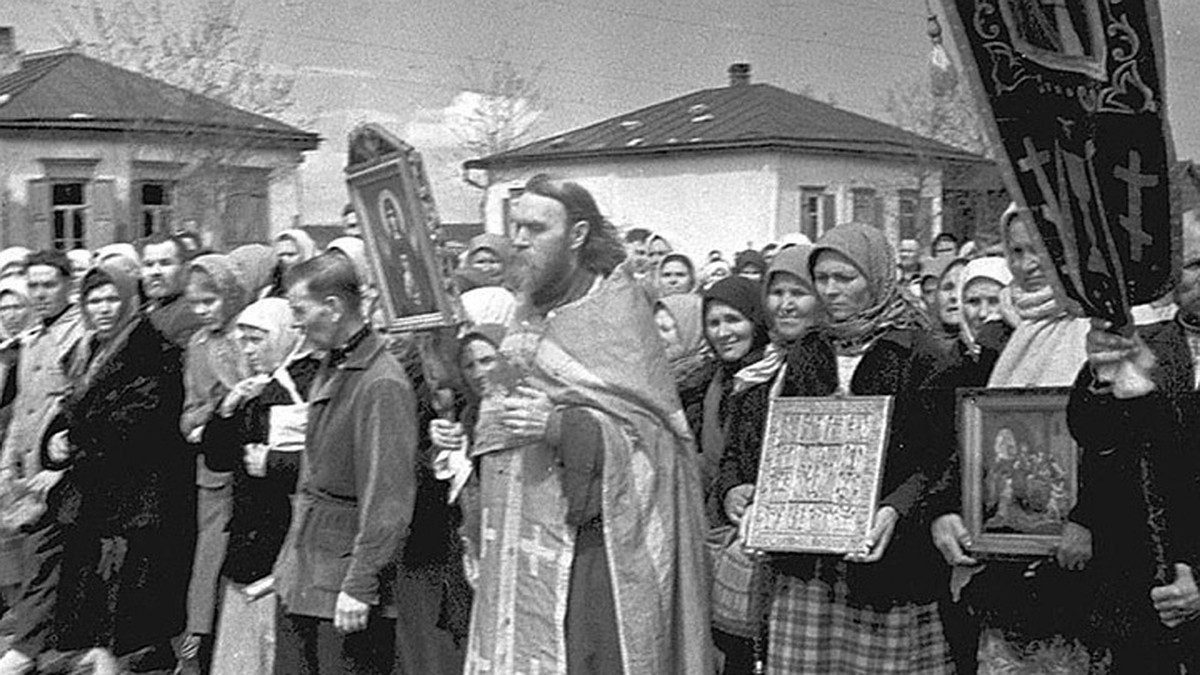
{"left": 810, "top": 223, "right": 930, "bottom": 355}
{"left": 236, "top": 298, "right": 300, "bottom": 375}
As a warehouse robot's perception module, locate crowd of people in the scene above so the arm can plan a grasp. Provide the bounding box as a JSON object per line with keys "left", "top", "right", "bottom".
{"left": 0, "top": 173, "right": 1195, "bottom": 675}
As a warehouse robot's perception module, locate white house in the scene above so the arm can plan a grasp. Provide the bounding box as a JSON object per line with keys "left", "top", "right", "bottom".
{"left": 0, "top": 29, "right": 319, "bottom": 251}
{"left": 465, "top": 64, "right": 994, "bottom": 261}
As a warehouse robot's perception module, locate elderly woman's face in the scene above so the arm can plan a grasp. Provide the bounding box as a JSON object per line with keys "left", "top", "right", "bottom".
{"left": 813, "top": 251, "right": 872, "bottom": 321}
{"left": 237, "top": 325, "right": 273, "bottom": 375}
{"left": 766, "top": 272, "right": 819, "bottom": 341}
{"left": 0, "top": 290, "right": 30, "bottom": 336}
{"left": 274, "top": 238, "right": 302, "bottom": 271}
{"left": 1006, "top": 218, "right": 1048, "bottom": 292}
{"left": 962, "top": 278, "right": 1005, "bottom": 335}
{"left": 469, "top": 248, "right": 503, "bottom": 277}
{"left": 938, "top": 264, "right": 965, "bottom": 326}
{"left": 658, "top": 260, "right": 692, "bottom": 296}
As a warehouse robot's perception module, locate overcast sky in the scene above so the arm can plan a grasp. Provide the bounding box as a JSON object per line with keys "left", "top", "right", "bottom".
{"left": 3, "top": 0, "right": 1198, "bottom": 224}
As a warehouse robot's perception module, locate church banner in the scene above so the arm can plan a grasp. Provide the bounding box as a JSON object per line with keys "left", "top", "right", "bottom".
{"left": 942, "top": 0, "right": 1178, "bottom": 326}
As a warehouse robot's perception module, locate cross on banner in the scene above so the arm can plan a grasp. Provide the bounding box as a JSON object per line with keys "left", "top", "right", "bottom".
{"left": 943, "top": 0, "right": 1177, "bottom": 327}
{"left": 1114, "top": 150, "right": 1158, "bottom": 262}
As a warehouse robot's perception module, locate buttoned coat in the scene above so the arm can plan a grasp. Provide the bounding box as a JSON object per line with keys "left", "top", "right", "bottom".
{"left": 274, "top": 330, "right": 417, "bottom": 619}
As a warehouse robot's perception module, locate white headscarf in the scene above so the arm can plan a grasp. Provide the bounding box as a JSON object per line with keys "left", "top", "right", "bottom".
{"left": 958, "top": 256, "right": 1013, "bottom": 350}
{"left": 460, "top": 286, "right": 516, "bottom": 327}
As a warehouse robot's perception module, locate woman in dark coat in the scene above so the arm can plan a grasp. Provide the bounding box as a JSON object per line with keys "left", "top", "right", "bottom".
{"left": 755, "top": 223, "right": 954, "bottom": 674}
{"left": 706, "top": 248, "right": 836, "bottom": 674}
{"left": 41, "top": 262, "right": 195, "bottom": 673}
{"left": 200, "top": 297, "right": 318, "bottom": 674}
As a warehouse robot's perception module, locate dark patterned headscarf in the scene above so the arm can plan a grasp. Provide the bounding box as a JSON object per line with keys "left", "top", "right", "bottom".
{"left": 810, "top": 223, "right": 929, "bottom": 355}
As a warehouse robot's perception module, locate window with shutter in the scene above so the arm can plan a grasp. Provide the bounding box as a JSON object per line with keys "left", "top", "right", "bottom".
{"left": 821, "top": 194, "right": 836, "bottom": 235}
{"left": 799, "top": 186, "right": 826, "bottom": 241}
{"left": 898, "top": 189, "right": 920, "bottom": 239}
{"left": 133, "top": 181, "right": 175, "bottom": 238}
{"left": 851, "top": 188, "right": 876, "bottom": 225}
{"left": 51, "top": 183, "right": 86, "bottom": 251}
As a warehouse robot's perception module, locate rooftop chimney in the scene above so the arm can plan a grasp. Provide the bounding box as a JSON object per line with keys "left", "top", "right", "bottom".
{"left": 0, "top": 28, "right": 18, "bottom": 77}
{"left": 728, "top": 63, "right": 751, "bottom": 87}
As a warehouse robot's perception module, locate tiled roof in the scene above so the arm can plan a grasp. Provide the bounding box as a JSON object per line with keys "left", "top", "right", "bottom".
{"left": 466, "top": 82, "right": 986, "bottom": 169}
{"left": 0, "top": 49, "right": 318, "bottom": 149}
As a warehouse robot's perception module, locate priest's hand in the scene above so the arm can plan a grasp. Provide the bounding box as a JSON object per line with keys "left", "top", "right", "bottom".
{"left": 1054, "top": 521, "right": 1092, "bottom": 570}
{"left": 846, "top": 506, "right": 898, "bottom": 564}
{"left": 429, "top": 419, "right": 466, "bottom": 454}
{"left": 1151, "top": 563, "right": 1200, "bottom": 629}
{"left": 932, "top": 513, "right": 977, "bottom": 566}
{"left": 334, "top": 592, "right": 369, "bottom": 633}
{"left": 500, "top": 385, "right": 555, "bottom": 443}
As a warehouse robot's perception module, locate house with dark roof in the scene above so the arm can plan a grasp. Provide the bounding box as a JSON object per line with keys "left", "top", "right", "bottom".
{"left": 465, "top": 64, "right": 995, "bottom": 259}
{"left": 0, "top": 28, "right": 319, "bottom": 250}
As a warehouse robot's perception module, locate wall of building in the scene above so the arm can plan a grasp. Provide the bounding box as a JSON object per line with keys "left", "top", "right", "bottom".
{"left": 0, "top": 131, "right": 307, "bottom": 250}
{"left": 773, "top": 153, "right": 944, "bottom": 249}
{"left": 480, "top": 150, "right": 945, "bottom": 263}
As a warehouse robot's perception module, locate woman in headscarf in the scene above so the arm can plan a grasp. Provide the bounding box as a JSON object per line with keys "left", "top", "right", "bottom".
{"left": 700, "top": 259, "right": 733, "bottom": 292}
{"left": 654, "top": 293, "right": 712, "bottom": 438}
{"left": 202, "top": 298, "right": 319, "bottom": 675}
{"left": 697, "top": 277, "right": 771, "bottom": 503}
{"left": 733, "top": 250, "right": 767, "bottom": 284}
{"left": 706, "top": 247, "right": 837, "bottom": 673}
{"left": 744, "top": 223, "right": 954, "bottom": 674}
{"left": 460, "top": 285, "right": 517, "bottom": 328}
{"left": 987, "top": 205, "right": 1089, "bottom": 388}
{"left": 0, "top": 277, "right": 32, "bottom": 341}
{"left": 656, "top": 252, "right": 698, "bottom": 297}
{"left": 954, "top": 256, "right": 1015, "bottom": 384}
{"left": 40, "top": 261, "right": 193, "bottom": 674}
{"left": 228, "top": 244, "right": 277, "bottom": 301}
{"left": 0, "top": 247, "right": 30, "bottom": 280}
{"left": 714, "top": 245, "right": 835, "bottom": 528}
{"left": 265, "top": 229, "right": 318, "bottom": 298}
{"left": 930, "top": 207, "right": 1097, "bottom": 674}
{"left": 177, "top": 253, "right": 255, "bottom": 673}
{"left": 465, "top": 233, "right": 514, "bottom": 289}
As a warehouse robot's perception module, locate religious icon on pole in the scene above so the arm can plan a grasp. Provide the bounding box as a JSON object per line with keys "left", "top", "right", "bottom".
{"left": 941, "top": 0, "right": 1178, "bottom": 327}
{"left": 345, "top": 123, "right": 456, "bottom": 331}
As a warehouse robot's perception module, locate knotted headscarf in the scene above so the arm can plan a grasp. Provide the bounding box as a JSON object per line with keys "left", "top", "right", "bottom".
{"left": 810, "top": 223, "right": 929, "bottom": 355}
{"left": 466, "top": 233, "right": 514, "bottom": 287}
{"left": 273, "top": 229, "right": 318, "bottom": 264}
{"left": 656, "top": 252, "right": 697, "bottom": 296}
{"left": 71, "top": 261, "right": 143, "bottom": 393}
{"left": 188, "top": 254, "right": 251, "bottom": 331}
{"left": 957, "top": 256, "right": 1014, "bottom": 353}
{"left": 229, "top": 244, "right": 277, "bottom": 299}
{"left": 655, "top": 293, "right": 709, "bottom": 383}
{"left": 988, "top": 206, "right": 1089, "bottom": 387}
{"left": 236, "top": 298, "right": 300, "bottom": 376}
{"left": 702, "top": 276, "right": 779, "bottom": 394}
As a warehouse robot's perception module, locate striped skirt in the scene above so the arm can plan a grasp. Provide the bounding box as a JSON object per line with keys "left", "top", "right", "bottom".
{"left": 767, "top": 563, "right": 953, "bottom": 674}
